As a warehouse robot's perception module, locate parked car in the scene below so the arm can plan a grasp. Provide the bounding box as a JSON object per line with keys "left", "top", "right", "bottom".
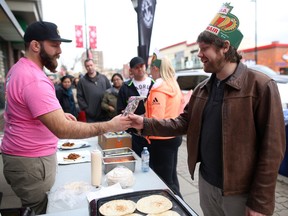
{"left": 248, "top": 64, "right": 288, "bottom": 108}
{"left": 248, "top": 64, "right": 288, "bottom": 83}
{"left": 175, "top": 69, "right": 210, "bottom": 93}
{"left": 175, "top": 67, "right": 288, "bottom": 109}
{"left": 175, "top": 69, "right": 210, "bottom": 110}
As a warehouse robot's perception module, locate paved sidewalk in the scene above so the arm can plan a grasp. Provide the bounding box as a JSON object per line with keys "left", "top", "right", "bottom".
{"left": 177, "top": 136, "right": 288, "bottom": 216}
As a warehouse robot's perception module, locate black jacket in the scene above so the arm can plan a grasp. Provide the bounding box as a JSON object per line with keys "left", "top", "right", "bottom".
{"left": 117, "top": 78, "right": 154, "bottom": 115}
{"left": 56, "top": 86, "right": 78, "bottom": 117}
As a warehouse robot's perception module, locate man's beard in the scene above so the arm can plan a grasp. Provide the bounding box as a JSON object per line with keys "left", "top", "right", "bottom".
{"left": 39, "top": 45, "right": 59, "bottom": 72}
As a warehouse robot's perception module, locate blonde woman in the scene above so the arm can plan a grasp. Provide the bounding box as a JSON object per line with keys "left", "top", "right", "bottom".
{"left": 145, "top": 54, "right": 183, "bottom": 197}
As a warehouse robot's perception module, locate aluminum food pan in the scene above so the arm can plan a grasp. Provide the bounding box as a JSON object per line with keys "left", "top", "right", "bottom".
{"left": 102, "top": 147, "right": 134, "bottom": 157}
{"left": 89, "top": 189, "right": 198, "bottom": 216}
{"left": 102, "top": 155, "right": 136, "bottom": 174}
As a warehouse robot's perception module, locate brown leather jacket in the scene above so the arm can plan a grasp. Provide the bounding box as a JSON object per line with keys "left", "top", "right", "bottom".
{"left": 142, "top": 62, "right": 286, "bottom": 215}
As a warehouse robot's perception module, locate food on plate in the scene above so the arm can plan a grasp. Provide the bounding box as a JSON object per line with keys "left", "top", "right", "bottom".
{"left": 63, "top": 153, "right": 81, "bottom": 161}
{"left": 62, "top": 142, "right": 75, "bottom": 147}
{"left": 99, "top": 199, "right": 136, "bottom": 216}
{"left": 147, "top": 210, "right": 180, "bottom": 216}
{"left": 136, "top": 195, "right": 173, "bottom": 214}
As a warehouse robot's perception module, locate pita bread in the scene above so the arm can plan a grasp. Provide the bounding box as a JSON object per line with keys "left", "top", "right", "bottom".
{"left": 147, "top": 210, "right": 180, "bottom": 216}
{"left": 99, "top": 199, "right": 136, "bottom": 216}
{"left": 136, "top": 195, "right": 173, "bottom": 214}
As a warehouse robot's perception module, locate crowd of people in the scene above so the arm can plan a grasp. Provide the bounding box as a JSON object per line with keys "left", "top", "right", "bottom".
{"left": 1, "top": 3, "right": 286, "bottom": 216}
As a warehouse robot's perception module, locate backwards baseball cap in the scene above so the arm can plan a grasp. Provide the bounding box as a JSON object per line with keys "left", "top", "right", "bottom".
{"left": 24, "top": 21, "right": 72, "bottom": 43}
{"left": 205, "top": 3, "right": 243, "bottom": 49}
{"left": 129, "top": 57, "right": 145, "bottom": 68}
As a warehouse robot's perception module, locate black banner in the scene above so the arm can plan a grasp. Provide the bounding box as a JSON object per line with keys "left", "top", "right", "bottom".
{"left": 137, "top": 0, "right": 157, "bottom": 66}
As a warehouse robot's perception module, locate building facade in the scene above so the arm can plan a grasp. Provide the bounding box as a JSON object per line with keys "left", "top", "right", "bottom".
{"left": 156, "top": 40, "right": 288, "bottom": 74}
{"left": 0, "top": 0, "right": 42, "bottom": 108}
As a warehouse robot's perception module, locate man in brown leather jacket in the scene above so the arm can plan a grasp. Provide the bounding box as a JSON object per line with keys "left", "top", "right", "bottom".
{"left": 129, "top": 3, "right": 286, "bottom": 216}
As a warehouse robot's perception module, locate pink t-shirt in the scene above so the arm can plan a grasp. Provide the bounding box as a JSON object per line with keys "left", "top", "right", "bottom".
{"left": 1, "top": 57, "right": 61, "bottom": 157}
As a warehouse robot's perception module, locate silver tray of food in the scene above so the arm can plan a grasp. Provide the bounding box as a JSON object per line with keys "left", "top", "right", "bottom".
{"left": 102, "top": 154, "right": 136, "bottom": 174}
{"left": 102, "top": 147, "right": 134, "bottom": 157}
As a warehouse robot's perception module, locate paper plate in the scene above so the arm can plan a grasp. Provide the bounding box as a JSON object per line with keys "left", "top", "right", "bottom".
{"left": 57, "top": 150, "right": 91, "bottom": 165}
{"left": 58, "top": 139, "right": 91, "bottom": 150}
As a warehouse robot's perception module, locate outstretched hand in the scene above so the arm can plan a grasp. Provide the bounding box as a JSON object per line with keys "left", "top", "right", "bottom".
{"left": 108, "top": 114, "right": 131, "bottom": 132}
{"left": 128, "top": 114, "right": 144, "bottom": 130}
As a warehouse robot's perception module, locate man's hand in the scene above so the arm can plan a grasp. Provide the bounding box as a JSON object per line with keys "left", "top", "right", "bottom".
{"left": 128, "top": 114, "right": 144, "bottom": 130}
{"left": 108, "top": 114, "right": 131, "bottom": 132}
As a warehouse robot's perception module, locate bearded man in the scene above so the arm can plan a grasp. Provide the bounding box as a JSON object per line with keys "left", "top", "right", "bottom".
{"left": 1, "top": 21, "right": 130, "bottom": 214}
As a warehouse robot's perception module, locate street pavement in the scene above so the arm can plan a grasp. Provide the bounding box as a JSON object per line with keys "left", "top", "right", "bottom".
{"left": 177, "top": 136, "right": 288, "bottom": 216}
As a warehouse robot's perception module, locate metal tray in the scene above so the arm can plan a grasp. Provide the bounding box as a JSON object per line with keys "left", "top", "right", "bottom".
{"left": 102, "top": 147, "right": 134, "bottom": 157}
{"left": 102, "top": 154, "right": 136, "bottom": 174}
{"left": 89, "top": 189, "right": 198, "bottom": 216}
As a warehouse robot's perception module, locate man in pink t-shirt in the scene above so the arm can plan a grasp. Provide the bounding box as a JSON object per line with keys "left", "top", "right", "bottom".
{"left": 1, "top": 21, "right": 131, "bottom": 214}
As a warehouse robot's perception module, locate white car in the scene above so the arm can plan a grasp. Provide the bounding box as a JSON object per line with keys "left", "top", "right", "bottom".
{"left": 175, "top": 69, "right": 210, "bottom": 93}
{"left": 175, "top": 68, "right": 288, "bottom": 109}
{"left": 175, "top": 69, "right": 210, "bottom": 110}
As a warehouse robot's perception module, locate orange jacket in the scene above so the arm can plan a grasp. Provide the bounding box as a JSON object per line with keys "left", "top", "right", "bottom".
{"left": 145, "top": 78, "right": 183, "bottom": 140}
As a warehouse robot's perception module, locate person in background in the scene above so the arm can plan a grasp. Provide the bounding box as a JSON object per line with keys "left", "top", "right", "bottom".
{"left": 146, "top": 51, "right": 183, "bottom": 197}
{"left": 129, "top": 3, "right": 285, "bottom": 216}
{"left": 48, "top": 74, "right": 59, "bottom": 90}
{"left": 1, "top": 21, "right": 130, "bottom": 215}
{"left": 101, "top": 73, "right": 124, "bottom": 119}
{"left": 56, "top": 75, "right": 78, "bottom": 118}
{"left": 77, "top": 59, "right": 111, "bottom": 122}
{"left": 117, "top": 56, "right": 154, "bottom": 157}
{"left": 72, "top": 74, "right": 80, "bottom": 113}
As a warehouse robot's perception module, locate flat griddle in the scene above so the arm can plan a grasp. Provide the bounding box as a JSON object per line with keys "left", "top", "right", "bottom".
{"left": 89, "top": 189, "right": 198, "bottom": 216}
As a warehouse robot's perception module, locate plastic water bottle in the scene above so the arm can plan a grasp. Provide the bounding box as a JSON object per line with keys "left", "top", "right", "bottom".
{"left": 141, "top": 147, "right": 150, "bottom": 172}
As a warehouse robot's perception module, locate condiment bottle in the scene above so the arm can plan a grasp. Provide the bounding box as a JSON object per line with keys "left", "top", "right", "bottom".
{"left": 91, "top": 149, "right": 102, "bottom": 187}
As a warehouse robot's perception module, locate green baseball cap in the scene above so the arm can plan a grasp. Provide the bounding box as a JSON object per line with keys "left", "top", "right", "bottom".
{"left": 151, "top": 49, "right": 162, "bottom": 68}
{"left": 205, "top": 3, "right": 243, "bottom": 49}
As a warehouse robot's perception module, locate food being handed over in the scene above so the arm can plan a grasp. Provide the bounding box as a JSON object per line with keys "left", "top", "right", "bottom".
{"left": 122, "top": 96, "right": 146, "bottom": 116}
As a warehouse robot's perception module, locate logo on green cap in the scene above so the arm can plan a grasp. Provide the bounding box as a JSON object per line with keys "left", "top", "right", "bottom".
{"left": 205, "top": 3, "right": 243, "bottom": 49}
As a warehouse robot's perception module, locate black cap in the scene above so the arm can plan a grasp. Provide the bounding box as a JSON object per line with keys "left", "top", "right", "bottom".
{"left": 129, "top": 57, "right": 145, "bottom": 68}
{"left": 24, "top": 21, "right": 72, "bottom": 43}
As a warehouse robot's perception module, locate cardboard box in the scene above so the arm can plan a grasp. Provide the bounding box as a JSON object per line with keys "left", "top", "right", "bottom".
{"left": 98, "top": 132, "right": 132, "bottom": 150}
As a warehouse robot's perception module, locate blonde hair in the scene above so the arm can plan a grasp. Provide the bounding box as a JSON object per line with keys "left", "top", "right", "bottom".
{"left": 159, "top": 57, "right": 175, "bottom": 85}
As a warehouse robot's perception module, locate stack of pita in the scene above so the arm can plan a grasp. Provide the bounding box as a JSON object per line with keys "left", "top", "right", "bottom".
{"left": 147, "top": 210, "right": 180, "bottom": 216}
{"left": 99, "top": 194, "right": 181, "bottom": 216}
{"left": 99, "top": 199, "right": 136, "bottom": 216}
{"left": 105, "top": 166, "right": 135, "bottom": 188}
{"left": 136, "top": 194, "right": 173, "bottom": 214}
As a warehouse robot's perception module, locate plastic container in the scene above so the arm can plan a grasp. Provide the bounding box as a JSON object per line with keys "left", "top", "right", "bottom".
{"left": 91, "top": 149, "right": 102, "bottom": 187}
{"left": 141, "top": 147, "right": 150, "bottom": 172}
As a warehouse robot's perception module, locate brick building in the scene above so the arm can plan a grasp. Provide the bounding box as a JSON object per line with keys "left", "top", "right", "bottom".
{"left": 241, "top": 41, "right": 288, "bottom": 74}
{"left": 156, "top": 40, "right": 288, "bottom": 75}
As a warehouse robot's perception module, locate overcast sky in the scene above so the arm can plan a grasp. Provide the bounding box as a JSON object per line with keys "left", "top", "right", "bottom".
{"left": 41, "top": 0, "right": 288, "bottom": 70}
